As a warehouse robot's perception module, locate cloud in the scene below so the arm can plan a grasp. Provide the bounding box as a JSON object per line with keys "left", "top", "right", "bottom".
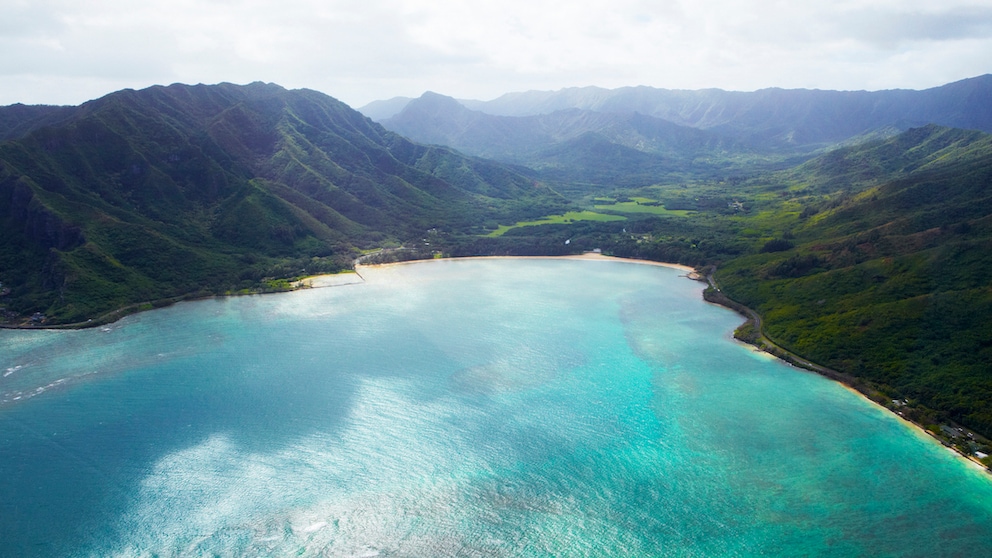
{"left": 830, "top": 6, "right": 992, "bottom": 45}
{"left": 0, "top": 0, "right": 990, "bottom": 107}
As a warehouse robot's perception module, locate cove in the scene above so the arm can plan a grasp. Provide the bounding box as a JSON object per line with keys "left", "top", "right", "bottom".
{"left": 1, "top": 258, "right": 991, "bottom": 556}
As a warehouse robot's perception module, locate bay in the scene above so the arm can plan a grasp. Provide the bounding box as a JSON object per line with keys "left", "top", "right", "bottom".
{"left": 1, "top": 258, "right": 991, "bottom": 557}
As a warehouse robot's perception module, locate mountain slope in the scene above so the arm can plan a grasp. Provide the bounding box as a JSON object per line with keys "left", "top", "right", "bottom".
{"left": 357, "top": 96, "right": 416, "bottom": 121}
{"left": 0, "top": 83, "right": 563, "bottom": 324}
{"left": 0, "top": 103, "right": 76, "bottom": 141}
{"left": 715, "top": 125, "right": 992, "bottom": 436}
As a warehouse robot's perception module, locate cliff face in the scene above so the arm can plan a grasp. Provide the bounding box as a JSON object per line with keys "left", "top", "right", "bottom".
{"left": 3, "top": 177, "right": 85, "bottom": 251}
{"left": 0, "top": 172, "right": 85, "bottom": 304}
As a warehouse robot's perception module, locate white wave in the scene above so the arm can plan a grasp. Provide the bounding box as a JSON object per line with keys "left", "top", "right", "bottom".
{"left": 298, "top": 521, "right": 327, "bottom": 533}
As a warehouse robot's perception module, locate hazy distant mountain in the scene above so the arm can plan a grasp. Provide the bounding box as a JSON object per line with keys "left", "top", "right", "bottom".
{"left": 0, "top": 83, "right": 562, "bottom": 323}
{"left": 383, "top": 91, "right": 741, "bottom": 156}
{"left": 380, "top": 92, "right": 547, "bottom": 160}
{"left": 366, "top": 75, "right": 992, "bottom": 150}
{"left": 357, "top": 96, "right": 416, "bottom": 121}
{"left": 379, "top": 91, "right": 757, "bottom": 186}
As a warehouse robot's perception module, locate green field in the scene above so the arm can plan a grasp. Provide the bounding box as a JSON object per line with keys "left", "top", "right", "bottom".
{"left": 486, "top": 211, "right": 626, "bottom": 237}
{"left": 594, "top": 197, "right": 692, "bottom": 216}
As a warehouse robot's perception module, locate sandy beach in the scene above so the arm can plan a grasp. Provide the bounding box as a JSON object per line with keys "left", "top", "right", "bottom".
{"left": 291, "top": 271, "right": 365, "bottom": 289}
{"left": 837, "top": 383, "right": 990, "bottom": 473}
{"left": 538, "top": 251, "right": 697, "bottom": 272}
{"left": 353, "top": 252, "right": 697, "bottom": 273}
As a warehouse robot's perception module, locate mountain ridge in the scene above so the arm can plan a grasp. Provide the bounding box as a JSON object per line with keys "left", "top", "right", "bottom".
{"left": 379, "top": 91, "right": 760, "bottom": 189}
{"left": 363, "top": 75, "right": 992, "bottom": 149}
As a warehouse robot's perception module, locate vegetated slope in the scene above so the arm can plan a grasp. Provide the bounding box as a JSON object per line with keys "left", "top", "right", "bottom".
{"left": 451, "top": 75, "right": 992, "bottom": 149}
{"left": 715, "top": 125, "right": 992, "bottom": 437}
{"left": 0, "top": 103, "right": 76, "bottom": 141}
{"left": 0, "top": 83, "right": 563, "bottom": 324}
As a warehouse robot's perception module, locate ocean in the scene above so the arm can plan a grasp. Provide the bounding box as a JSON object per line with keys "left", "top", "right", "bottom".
{"left": 2, "top": 258, "right": 991, "bottom": 556}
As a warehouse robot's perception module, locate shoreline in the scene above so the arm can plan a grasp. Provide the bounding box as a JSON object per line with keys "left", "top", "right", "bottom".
{"left": 353, "top": 252, "right": 696, "bottom": 273}
{"left": 384, "top": 253, "right": 991, "bottom": 476}
{"left": 697, "top": 264, "right": 992, "bottom": 475}
{"left": 5, "top": 252, "right": 989, "bottom": 472}
{"left": 837, "top": 383, "right": 991, "bottom": 473}
{"left": 291, "top": 270, "right": 364, "bottom": 289}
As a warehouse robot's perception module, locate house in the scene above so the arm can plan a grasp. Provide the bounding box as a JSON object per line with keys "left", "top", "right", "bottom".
{"left": 940, "top": 425, "right": 963, "bottom": 438}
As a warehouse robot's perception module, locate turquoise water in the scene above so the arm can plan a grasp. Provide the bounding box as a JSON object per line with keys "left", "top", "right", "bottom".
{"left": 2, "top": 258, "right": 991, "bottom": 557}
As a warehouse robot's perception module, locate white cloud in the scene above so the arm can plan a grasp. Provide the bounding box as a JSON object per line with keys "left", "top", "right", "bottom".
{"left": 0, "top": 0, "right": 990, "bottom": 107}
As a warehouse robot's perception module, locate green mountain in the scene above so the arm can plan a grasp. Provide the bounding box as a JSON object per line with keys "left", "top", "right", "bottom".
{"left": 0, "top": 103, "right": 75, "bottom": 141}
{"left": 0, "top": 83, "right": 565, "bottom": 324}
{"left": 713, "top": 125, "right": 992, "bottom": 436}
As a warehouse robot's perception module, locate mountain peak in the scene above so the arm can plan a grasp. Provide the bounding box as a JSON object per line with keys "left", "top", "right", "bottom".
{"left": 358, "top": 96, "right": 414, "bottom": 121}
{"left": 377, "top": 91, "right": 484, "bottom": 150}
{"left": 407, "top": 91, "right": 468, "bottom": 113}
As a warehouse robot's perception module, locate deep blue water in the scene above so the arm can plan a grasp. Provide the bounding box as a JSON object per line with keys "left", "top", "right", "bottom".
{"left": 1, "top": 258, "right": 991, "bottom": 557}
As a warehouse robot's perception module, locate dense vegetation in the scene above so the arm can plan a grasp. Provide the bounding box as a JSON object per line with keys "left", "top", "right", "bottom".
{"left": 713, "top": 126, "right": 992, "bottom": 439}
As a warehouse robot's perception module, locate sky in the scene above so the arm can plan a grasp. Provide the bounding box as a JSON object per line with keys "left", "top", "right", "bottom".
{"left": 2, "top": 0, "right": 992, "bottom": 109}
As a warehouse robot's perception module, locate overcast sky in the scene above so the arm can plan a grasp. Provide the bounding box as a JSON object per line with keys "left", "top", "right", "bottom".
{"left": 3, "top": 0, "right": 992, "bottom": 108}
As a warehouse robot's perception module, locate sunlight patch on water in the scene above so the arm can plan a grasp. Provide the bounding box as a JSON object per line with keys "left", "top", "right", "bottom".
{"left": 105, "top": 375, "right": 504, "bottom": 555}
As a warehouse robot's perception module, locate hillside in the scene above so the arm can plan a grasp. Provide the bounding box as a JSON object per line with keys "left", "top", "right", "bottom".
{"left": 0, "top": 103, "right": 75, "bottom": 141}
{"left": 0, "top": 83, "right": 565, "bottom": 324}
{"left": 713, "top": 125, "right": 992, "bottom": 437}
